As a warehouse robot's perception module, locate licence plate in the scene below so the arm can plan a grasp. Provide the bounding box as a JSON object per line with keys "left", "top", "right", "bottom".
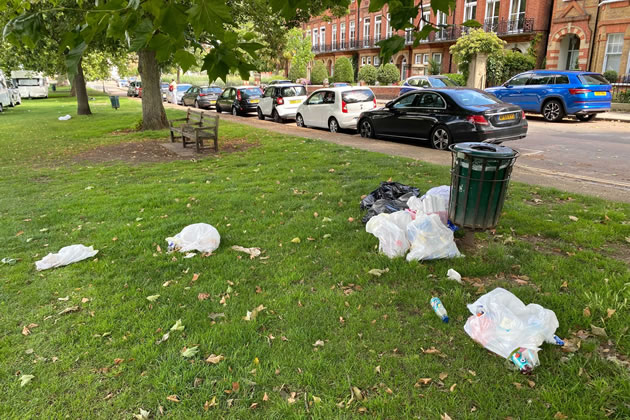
{"left": 249, "top": 99, "right": 259, "bottom": 104}
{"left": 499, "top": 113, "right": 516, "bottom": 121}
{"left": 594, "top": 91, "right": 606, "bottom": 96}
{"left": 210, "top": 100, "right": 216, "bottom": 104}
{"left": 290, "top": 99, "right": 301, "bottom": 104}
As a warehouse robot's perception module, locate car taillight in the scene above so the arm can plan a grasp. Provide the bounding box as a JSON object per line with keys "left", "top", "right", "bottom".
{"left": 569, "top": 88, "right": 591, "bottom": 95}
{"left": 373, "top": 98, "right": 377, "bottom": 108}
{"left": 521, "top": 111, "right": 526, "bottom": 120}
{"left": 199, "top": 93, "right": 207, "bottom": 97}
{"left": 466, "top": 115, "right": 489, "bottom": 125}
{"left": 342, "top": 100, "right": 348, "bottom": 113}
{"left": 237, "top": 90, "right": 241, "bottom": 100}
{"left": 276, "top": 96, "right": 284, "bottom": 105}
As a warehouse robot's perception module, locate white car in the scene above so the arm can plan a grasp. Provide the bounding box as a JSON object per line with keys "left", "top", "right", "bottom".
{"left": 0, "top": 71, "right": 12, "bottom": 112}
{"left": 295, "top": 87, "right": 377, "bottom": 132}
{"left": 257, "top": 84, "right": 307, "bottom": 122}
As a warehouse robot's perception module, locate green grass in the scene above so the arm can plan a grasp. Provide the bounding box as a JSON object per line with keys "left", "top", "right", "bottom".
{"left": 1, "top": 92, "right": 629, "bottom": 419}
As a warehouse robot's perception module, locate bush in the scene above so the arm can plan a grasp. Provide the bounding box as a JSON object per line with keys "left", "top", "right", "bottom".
{"left": 377, "top": 63, "right": 400, "bottom": 85}
{"left": 603, "top": 70, "right": 618, "bottom": 84}
{"left": 333, "top": 57, "right": 354, "bottom": 83}
{"left": 443, "top": 73, "right": 466, "bottom": 86}
{"left": 615, "top": 90, "right": 630, "bottom": 103}
{"left": 288, "top": 61, "right": 307, "bottom": 81}
{"left": 310, "top": 60, "right": 329, "bottom": 85}
{"left": 357, "top": 64, "right": 378, "bottom": 85}
{"left": 487, "top": 50, "right": 536, "bottom": 87}
{"left": 450, "top": 29, "right": 506, "bottom": 82}
{"left": 428, "top": 59, "right": 441, "bottom": 75}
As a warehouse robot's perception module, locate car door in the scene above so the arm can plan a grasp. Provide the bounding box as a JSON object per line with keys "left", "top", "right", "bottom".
{"left": 376, "top": 93, "right": 420, "bottom": 136}
{"left": 182, "top": 87, "right": 193, "bottom": 106}
{"left": 522, "top": 73, "right": 553, "bottom": 111}
{"left": 302, "top": 92, "right": 325, "bottom": 126}
{"left": 320, "top": 90, "right": 337, "bottom": 127}
{"left": 496, "top": 73, "right": 531, "bottom": 107}
{"left": 261, "top": 87, "right": 274, "bottom": 115}
{"left": 218, "top": 88, "right": 231, "bottom": 109}
{"left": 412, "top": 91, "right": 448, "bottom": 139}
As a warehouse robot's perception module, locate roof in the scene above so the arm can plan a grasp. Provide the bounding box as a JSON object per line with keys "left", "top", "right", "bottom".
{"left": 518, "top": 70, "right": 600, "bottom": 75}
{"left": 232, "top": 85, "right": 263, "bottom": 89}
{"left": 311, "top": 86, "right": 373, "bottom": 93}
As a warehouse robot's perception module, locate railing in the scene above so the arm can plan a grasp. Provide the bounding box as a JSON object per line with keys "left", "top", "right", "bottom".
{"left": 484, "top": 17, "right": 534, "bottom": 35}
{"left": 611, "top": 74, "right": 630, "bottom": 103}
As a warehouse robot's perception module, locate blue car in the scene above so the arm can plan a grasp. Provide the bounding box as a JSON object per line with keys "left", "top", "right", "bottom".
{"left": 399, "top": 75, "right": 459, "bottom": 96}
{"left": 485, "top": 70, "right": 611, "bottom": 122}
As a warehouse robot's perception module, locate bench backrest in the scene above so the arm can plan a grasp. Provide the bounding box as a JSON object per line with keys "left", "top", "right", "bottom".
{"left": 186, "top": 109, "right": 204, "bottom": 125}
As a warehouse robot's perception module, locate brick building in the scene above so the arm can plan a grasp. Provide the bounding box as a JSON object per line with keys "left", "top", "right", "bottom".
{"left": 546, "top": 0, "right": 630, "bottom": 75}
{"left": 303, "top": 0, "right": 553, "bottom": 81}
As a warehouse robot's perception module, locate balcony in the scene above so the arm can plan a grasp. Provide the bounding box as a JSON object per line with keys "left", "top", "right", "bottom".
{"left": 483, "top": 17, "right": 535, "bottom": 35}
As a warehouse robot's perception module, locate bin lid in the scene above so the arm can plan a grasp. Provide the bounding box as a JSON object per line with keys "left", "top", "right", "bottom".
{"left": 450, "top": 142, "right": 517, "bottom": 158}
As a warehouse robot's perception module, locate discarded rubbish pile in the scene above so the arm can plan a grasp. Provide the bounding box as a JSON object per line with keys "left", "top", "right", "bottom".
{"left": 166, "top": 223, "right": 221, "bottom": 253}
{"left": 363, "top": 182, "right": 460, "bottom": 261}
{"left": 464, "top": 288, "right": 563, "bottom": 374}
{"left": 35, "top": 244, "right": 99, "bottom": 271}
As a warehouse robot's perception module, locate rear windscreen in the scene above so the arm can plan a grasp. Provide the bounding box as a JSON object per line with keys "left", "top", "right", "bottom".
{"left": 342, "top": 89, "right": 374, "bottom": 103}
{"left": 578, "top": 74, "right": 610, "bottom": 85}
{"left": 16, "top": 78, "right": 40, "bottom": 86}
{"left": 280, "top": 86, "right": 307, "bottom": 97}
{"left": 429, "top": 77, "right": 458, "bottom": 87}
{"left": 202, "top": 87, "right": 222, "bottom": 94}
{"left": 451, "top": 90, "right": 500, "bottom": 106}
{"left": 241, "top": 88, "right": 263, "bottom": 98}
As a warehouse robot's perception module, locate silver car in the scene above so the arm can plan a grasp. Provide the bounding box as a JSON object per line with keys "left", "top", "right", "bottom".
{"left": 7, "top": 80, "right": 21, "bottom": 106}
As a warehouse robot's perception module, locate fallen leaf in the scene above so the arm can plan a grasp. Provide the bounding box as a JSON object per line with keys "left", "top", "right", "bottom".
{"left": 568, "top": 216, "right": 579, "bottom": 222}
{"left": 191, "top": 273, "right": 200, "bottom": 282}
{"left": 166, "top": 395, "right": 181, "bottom": 403}
{"left": 133, "top": 408, "right": 150, "bottom": 419}
{"left": 170, "top": 319, "right": 185, "bottom": 331}
{"left": 208, "top": 313, "right": 225, "bottom": 321}
{"left": 16, "top": 231, "right": 24, "bottom": 237}
{"left": 146, "top": 295, "right": 160, "bottom": 302}
{"left": 554, "top": 413, "right": 568, "bottom": 419}
{"left": 249, "top": 402, "right": 258, "bottom": 409}
{"left": 583, "top": 307, "right": 591, "bottom": 317}
{"left": 358, "top": 407, "right": 367, "bottom": 414}
{"left": 206, "top": 354, "right": 225, "bottom": 364}
{"left": 348, "top": 217, "right": 354, "bottom": 222}
{"left": 204, "top": 396, "right": 217, "bottom": 410}
{"left": 560, "top": 281, "right": 568, "bottom": 289}
{"left": 625, "top": 236, "right": 630, "bottom": 243}
{"left": 368, "top": 268, "right": 389, "bottom": 277}
{"left": 322, "top": 217, "right": 332, "bottom": 222}
{"left": 416, "top": 378, "right": 432, "bottom": 386}
{"left": 513, "top": 382, "right": 522, "bottom": 389}
{"left": 22, "top": 326, "right": 31, "bottom": 336}
{"left": 374, "top": 365, "right": 381, "bottom": 374}
{"left": 19, "top": 374, "right": 34, "bottom": 387}
{"left": 263, "top": 392, "right": 269, "bottom": 402}
{"left": 58, "top": 306, "right": 79, "bottom": 315}
{"left": 181, "top": 346, "right": 199, "bottom": 358}
{"left": 606, "top": 308, "right": 616, "bottom": 318}
{"left": 313, "top": 339, "right": 325, "bottom": 347}
{"left": 198, "top": 293, "right": 210, "bottom": 301}
{"left": 528, "top": 380, "right": 536, "bottom": 388}
{"left": 243, "top": 304, "right": 266, "bottom": 321}
{"left": 81, "top": 297, "right": 90, "bottom": 303}
{"left": 58, "top": 296, "right": 70, "bottom": 301}
{"left": 231, "top": 245, "right": 262, "bottom": 259}
{"left": 441, "top": 413, "right": 452, "bottom": 420}
{"left": 25, "top": 348, "right": 34, "bottom": 354}
{"left": 439, "top": 372, "right": 448, "bottom": 380}
{"left": 155, "top": 332, "right": 170, "bottom": 345}
{"left": 162, "top": 280, "right": 172, "bottom": 287}
{"left": 232, "top": 382, "right": 240, "bottom": 392}
{"left": 291, "top": 237, "right": 301, "bottom": 244}
{"left": 449, "top": 383, "right": 457, "bottom": 392}
{"left": 591, "top": 325, "right": 607, "bottom": 337}
{"left": 352, "top": 386, "right": 364, "bottom": 400}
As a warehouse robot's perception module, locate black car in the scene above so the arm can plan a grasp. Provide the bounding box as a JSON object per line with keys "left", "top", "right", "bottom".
{"left": 181, "top": 85, "right": 223, "bottom": 109}
{"left": 215, "top": 86, "right": 264, "bottom": 116}
{"left": 357, "top": 88, "right": 527, "bottom": 150}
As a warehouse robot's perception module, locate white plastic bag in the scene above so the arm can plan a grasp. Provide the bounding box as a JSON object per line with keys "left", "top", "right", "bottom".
{"left": 58, "top": 114, "right": 72, "bottom": 121}
{"left": 464, "top": 288, "right": 560, "bottom": 370}
{"left": 166, "top": 223, "right": 220, "bottom": 253}
{"left": 406, "top": 214, "right": 460, "bottom": 261}
{"left": 447, "top": 268, "right": 462, "bottom": 284}
{"left": 407, "top": 186, "right": 450, "bottom": 225}
{"left": 35, "top": 244, "right": 99, "bottom": 271}
{"left": 365, "top": 211, "right": 412, "bottom": 258}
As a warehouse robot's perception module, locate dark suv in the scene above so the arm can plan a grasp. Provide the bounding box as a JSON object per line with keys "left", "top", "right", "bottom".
{"left": 216, "top": 86, "right": 264, "bottom": 116}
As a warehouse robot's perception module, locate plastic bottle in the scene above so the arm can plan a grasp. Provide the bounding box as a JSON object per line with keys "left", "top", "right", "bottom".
{"left": 430, "top": 297, "right": 449, "bottom": 323}
{"left": 509, "top": 347, "right": 539, "bottom": 374}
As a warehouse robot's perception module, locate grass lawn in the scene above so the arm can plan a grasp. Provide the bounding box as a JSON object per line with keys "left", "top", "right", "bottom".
{"left": 1, "top": 91, "right": 629, "bottom": 419}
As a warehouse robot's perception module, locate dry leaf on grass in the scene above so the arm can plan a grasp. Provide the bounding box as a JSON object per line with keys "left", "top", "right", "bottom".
{"left": 606, "top": 308, "right": 616, "bottom": 318}
{"left": 198, "top": 293, "right": 210, "bottom": 301}
{"left": 368, "top": 268, "right": 389, "bottom": 277}
{"left": 243, "top": 305, "right": 266, "bottom": 321}
{"left": 166, "top": 395, "right": 181, "bottom": 403}
{"left": 155, "top": 332, "right": 170, "bottom": 345}
{"left": 19, "top": 374, "right": 34, "bottom": 387}
{"left": 206, "top": 354, "right": 225, "bottom": 364}
{"left": 204, "top": 397, "right": 217, "bottom": 410}
{"left": 291, "top": 237, "right": 301, "bottom": 244}
{"left": 208, "top": 313, "right": 225, "bottom": 321}
{"left": 352, "top": 386, "right": 364, "bottom": 400}
{"left": 439, "top": 372, "right": 448, "bottom": 380}
{"left": 170, "top": 319, "right": 185, "bottom": 331}
{"left": 590, "top": 325, "right": 607, "bottom": 337}
{"left": 568, "top": 216, "right": 579, "bottom": 222}
{"left": 133, "top": 409, "right": 150, "bottom": 419}
{"left": 58, "top": 306, "right": 79, "bottom": 315}
{"left": 583, "top": 307, "right": 591, "bottom": 317}
{"left": 22, "top": 325, "right": 31, "bottom": 336}
{"left": 313, "top": 340, "right": 325, "bottom": 347}
{"left": 449, "top": 383, "right": 457, "bottom": 392}
{"left": 441, "top": 413, "right": 453, "bottom": 420}
{"left": 263, "top": 392, "right": 269, "bottom": 402}
{"left": 181, "top": 346, "right": 199, "bottom": 358}
{"left": 554, "top": 413, "right": 568, "bottom": 419}
{"left": 191, "top": 273, "right": 199, "bottom": 282}
{"left": 58, "top": 296, "right": 70, "bottom": 301}
{"left": 146, "top": 295, "right": 160, "bottom": 302}
{"left": 416, "top": 378, "right": 432, "bottom": 386}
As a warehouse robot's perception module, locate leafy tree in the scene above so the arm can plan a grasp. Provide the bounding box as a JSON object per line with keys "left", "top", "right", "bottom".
{"left": 333, "top": 57, "right": 354, "bottom": 83}
{"left": 310, "top": 60, "right": 328, "bottom": 84}
{"left": 357, "top": 64, "right": 377, "bottom": 85}
{"left": 283, "top": 27, "right": 315, "bottom": 82}
{"left": 449, "top": 29, "right": 506, "bottom": 82}
{"left": 443, "top": 73, "right": 466, "bottom": 86}
{"left": 377, "top": 63, "right": 399, "bottom": 85}
{"left": 288, "top": 61, "right": 307, "bottom": 81}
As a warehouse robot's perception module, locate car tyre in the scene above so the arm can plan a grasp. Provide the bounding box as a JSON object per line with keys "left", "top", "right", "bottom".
{"left": 232, "top": 106, "right": 239, "bottom": 116}
{"left": 542, "top": 99, "right": 564, "bottom": 122}
{"left": 216, "top": 104, "right": 222, "bottom": 113}
{"left": 257, "top": 108, "right": 265, "bottom": 120}
{"left": 272, "top": 110, "right": 283, "bottom": 123}
{"left": 576, "top": 114, "right": 595, "bottom": 122}
{"left": 296, "top": 113, "right": 305, "bottom": 127}
{"left": 430, "top": 125, "right": 452, "bottom": 150}
{"left": 328, "top": 117, "right": 339, "bottom": 133}
{"left": 359, "top": 118, "right": 375, "bottom": 138}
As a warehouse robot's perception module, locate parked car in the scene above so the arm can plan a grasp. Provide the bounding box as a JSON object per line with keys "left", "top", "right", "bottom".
{"left": 399, "top": 75, "right": 459, "bottom": 95}
{"left": 485, "top": 70, "right": 611, "bottom": 122}
{"left": 295, "top": 87, "right": 377, "bottom": 133}
{"left": 127, "top": 81, "right": 142, "bottom": 97}
{"left": 118, "top": 79, "right": 129, "bottom": 88}
{"left": 357, "top": 88, "right": 527, "bottom": 150}
{"left": 330, "top": 82, "right": 351, "bottom": 87}
{"left": 0, "top": 76, "right": 11, "bottom": 112}
{"left": 215, "top": 86, "right": 264, "bottom": 116}
{"left": 168, "top": 84, "right": 192, "bottom": 105}
{"left": 7, "top": 79, "right": 21, "bottom": 106}
{"left": 11, "top": 70, "right": 49, "bottom": 99}
{"left": 269, "top": 80, "right": 292, "bottom": 85}
{"left": 257, "top": 84, "right": 308, "bottom": 122}
{"left": 160, "top": 82, "right": 170, "bottom": 101}
{"left": 181, "top": 85, "right": 223, "bottom": 109}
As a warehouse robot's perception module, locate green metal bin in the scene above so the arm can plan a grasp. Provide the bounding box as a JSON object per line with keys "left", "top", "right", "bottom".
{"left": 109, "top": 95, "right": 120, "bottom": 110}
{"left": 448, "top": 142, "right": 519, "bottom": 230}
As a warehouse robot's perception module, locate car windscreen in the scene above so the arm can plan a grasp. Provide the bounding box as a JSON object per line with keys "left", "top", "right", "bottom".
{"left": 450, "top": 90, "right": 501, "bottom": 106}
{"left": 16, "top": 78, "right": 40, "bottom": 86}
{"left": 201, "top": 87, "right": 222, "bottom": 94}
{"left": 177, "top": 85, "right": 191, "bottom": 91}
{"left": 578, "top": 74, "right": 610, "bottom": 85}
{"left": 342, "top": 89, "right": 374, "bottom": 103}
{"left": 429, "top": 77, "right": 458, "bottom": 87}
{"left": 240, "top": 88, "right": 263, "bottom": 98}
{"left": 280, "top": 86, "right": 307, "bottom": 97}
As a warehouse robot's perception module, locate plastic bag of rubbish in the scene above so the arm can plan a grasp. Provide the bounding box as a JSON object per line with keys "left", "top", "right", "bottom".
{"left": 360, "top": 182, "right": 420, "bottom": 210}
{"left": 405, "top": 214, "right": 461, "bottom": 261}
{"left": 407, "top": 185, "right": 450, "bottom": 225}
{"left": 58, "top": 115, "right": 72, "bottom": 121}
{"left": 35, "top": 244, "right": 99, "bottom": 271}
{"left": 464, "top": 288, "right": 561, "bottom": 373}
{"left": 166, "top": 223, "right": 220, "bottom": 253}
{"left": 366, "top": 211, "right": 413, "bottom": 258}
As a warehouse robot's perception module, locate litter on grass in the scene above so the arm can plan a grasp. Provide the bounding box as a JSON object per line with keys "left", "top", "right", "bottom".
{"left": 464, "top": 288, "right": 562, "bottom": 374}
{"left": 35, "top": 244, "right": 99, "bottom": 271}
{"left": 360, "top": 182, "right": 420, "bottom": 223}
{"left": 231, "top": 245, "right": 262, "bottom": 259}
{"left": 365, "top": 211, "right": 412, "bottom": 258}
{"left": 2, "top": 257, "right": 17, "bottom": 265}
{"left": 58, "top": 114, "right": 72, "bottom": 121}
{"left": 406, "top": 214, "right": 461, "bottom": 261}
{"left": 447, "top": 269, "right": 463, "bottom": 284}
{"left": 166, "top": 223, "right": 220, "bottom": 253}
{"left": 408, "top": 186, "right": 450, "bottom": 226}
{"left": 431, "top": 297, "right": 449, "bottom": 323}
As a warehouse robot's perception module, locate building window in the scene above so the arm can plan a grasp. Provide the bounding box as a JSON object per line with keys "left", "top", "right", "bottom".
{"left": 436, "top": 12, "right": 447, "bottom": 40}
{"left": 405, "top": 17, "right": 414, "bottom": 44}
{"left": 375, "top": 16, "right": 382, "bottom": 42}
{"left": 603, "top": 33, "right": 624, "bottom": 72}
{"left": 423, "top": 54, "right": 429, "bottom": 64}
{"left": 362, "top": 56, "right": 366, "bottom": 66}
{"left": 564, "top": 35, "right": 580, "bottom": 70}
{"left": 386, "top": 13, "right": 393, "bottom": 38}
{"left": 320, "top": 26, "right": 326, "bottom": 51}
{"left": 367, "top": 56, "right": 372, "bottom": 65}
{"left": 464, "top": 0, "right": 477, "bottom": 21}
{"left": 415, "top": 54, "right": 422, "bottom": 64}
{"left": 432, "top": 53, "right": 442, "bottom": 68}
{"left": 350, "top": 20, "right": 356, "bottom": 47}
{"left": 374, "top": 56, "right": 381, "bottom": 66}
{"left": 485, "top": 0, "right": 500, "bottom": 32}
{"left": 312, "top": 28, "right": 318, "bottom": 48}
{"left": 508, "top": 0, "right": 526, "bottom": 33}
{"left": 363, "top": 17, "right": 371, "bottom": 47}
{"left": 340, "top": 23, "right": 346, "bottom": 49}
{"left": 332, "top": 24, "right": 337, "bottom": 50}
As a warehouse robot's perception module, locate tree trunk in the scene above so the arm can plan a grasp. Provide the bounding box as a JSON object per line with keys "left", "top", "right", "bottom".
{"left": 138, "top": 49, "right": 168, "bottom": 130}
{"left": 69, "top": 76, "right": 76, "bottom": 97}
{"left": 74, "top": 59, "right": 92, "bottom": 115}
{"left": 176, "top": 66, "right": 181, "bottom": 84}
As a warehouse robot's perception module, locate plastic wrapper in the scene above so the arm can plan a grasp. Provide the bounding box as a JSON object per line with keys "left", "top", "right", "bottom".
{"left": 166, "top": 223, "right": 221, "bottom": 253}
{"left": 405, "top": 214, "right": 461, "bottom": 261}
{"left": 365, "top": 211, "right": 412, "bottom": 258}
{"left": 464, "top": 288, "right": 560, "bottom": 372}
{"left": 360, "top": 182, "right": 420, "bottom": 210}
{"left": 407, "top": 185, "right": 450, "bottom": 225}
{"left": 361, "top": 193, "right": 416, "bottom": 223}
{"left": 35, "top": 244, "right": 99, "bottom": 271}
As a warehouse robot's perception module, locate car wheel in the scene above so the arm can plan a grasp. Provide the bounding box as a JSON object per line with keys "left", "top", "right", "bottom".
{"left": 576, "top": 114, "right": 595, "bottom": 122}
{"left": 542, "top": 99, "right": 564, "bottom": 122}
{"left": 296, "top": 114, "right": 305, "bottom": 127}
{"left": 9, "top": 100, "right": 14, "bottom": 107}
{"left": 430, "top": 126, "right": 451, "bottom": 150}
{"left": 272, "top": 110, "right": 283, "bottom": 123}
{"left": 359, "top": 119, "right": 375, "bottom": 138}
{"left": 328, "top": 117, "right": 339, "bottom": 133}
{"left": 257, "top": 108, "right": 265, "bottom": 120}
{"left": 216, "top": 105, "right": 222, "bottom": 113}
{"left": 232, "top": 107, "right": 239, "bottom": 116}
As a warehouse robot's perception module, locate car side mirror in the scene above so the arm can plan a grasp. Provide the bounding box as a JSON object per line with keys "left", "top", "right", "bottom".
{"left": 504, "top": 84, "right": 513, "bottom": 88}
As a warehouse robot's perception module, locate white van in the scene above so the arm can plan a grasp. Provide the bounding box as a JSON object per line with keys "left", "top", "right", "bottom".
{"left": 0, "top": 71, "right": 11, "bottom": 112}
{"left": 11, "top": 70, "right": 49, "bottom": 99}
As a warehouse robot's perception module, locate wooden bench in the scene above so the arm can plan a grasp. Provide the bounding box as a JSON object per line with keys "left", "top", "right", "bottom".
{"left": 168, "top": 109, "right": 219, "bottom": 153}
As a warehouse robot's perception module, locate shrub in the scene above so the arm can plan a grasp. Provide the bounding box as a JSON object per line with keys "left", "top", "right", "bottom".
{"left": 310, "top": 60, "right": 329, "bottom": 85}
{"left": 603, "top": 70, "right": 618, "bottom": 84}
{"left": 615, "top": 90, "right": 630, "bottom": 103}
{"left": 377, "top": 63, "right": 400, "bottom": 85}
{"left": 450, "top": 29, "right": 506, "bottom": 82}
{"left": 443, "top": 73, "right": 466, "bottom": 86}
{"left": 428, "top": 59, "right": 441, "bottom": 75}
{"left": 288, "top": 62, "right": 307, "bottom": 81}
{"left": 333, "top": 57, "right": 354, "bottom": 83}
{"left": 357, "top": 64, "right": 378, "bottom": 85}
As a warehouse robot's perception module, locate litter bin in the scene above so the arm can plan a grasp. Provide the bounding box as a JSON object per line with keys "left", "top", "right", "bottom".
{"left": 448, "top": 142, "right": 519, "bottom": 230}
{"left": 109, "top": 95, "right": 120, "bottom": 110}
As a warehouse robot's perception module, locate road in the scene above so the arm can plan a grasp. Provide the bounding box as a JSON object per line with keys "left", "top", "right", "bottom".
{"left": 101, "top": 84, "right": 630, "bottom": 202}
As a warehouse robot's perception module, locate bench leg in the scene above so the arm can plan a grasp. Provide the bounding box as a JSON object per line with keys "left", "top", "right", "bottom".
{"left": 195, "top": 132, "right": 201, "bottom": 153}
{"left": 169, "top": 129, "right": 175, "bottom": 143}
